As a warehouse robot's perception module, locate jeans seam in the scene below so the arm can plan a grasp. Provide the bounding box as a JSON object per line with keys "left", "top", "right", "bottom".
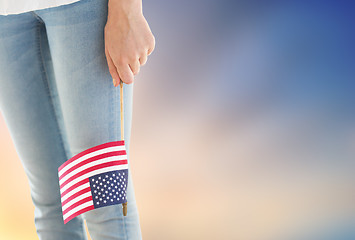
{"left": 36, "top": 21, "right": 70, "bottom": 185}
{"left": 30, "top": 11, "right": 45, "bottom": 24}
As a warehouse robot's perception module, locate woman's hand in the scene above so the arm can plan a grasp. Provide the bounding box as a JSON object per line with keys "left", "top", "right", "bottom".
{"left": 104, "top": 0, "right": 155, "bottom": 86}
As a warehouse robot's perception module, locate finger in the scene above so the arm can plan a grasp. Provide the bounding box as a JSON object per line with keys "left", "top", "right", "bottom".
{"left": 129, "top": 59, "right": 140, "bottom": 75}
{"left": 117, "top": 63, "right": 134, "bottom": 84}
{"left": 147, "top": 49, "right": 153, "bottom": 56}
{"left": 147, "top": 35, "right": 155, "bottom": 56}
{"left": 147, "top": 42, "right": 155, "bottom": 56}
{"left": 105, "top": 47, "right": 120, "bottom": 86}
{"left": 139, "top": 53, "right": 147, "bottom": 66}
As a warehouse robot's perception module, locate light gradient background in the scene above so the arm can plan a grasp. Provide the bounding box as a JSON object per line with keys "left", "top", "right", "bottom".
{"left": 1, "top": 1, "right": 355, "bottom": 239}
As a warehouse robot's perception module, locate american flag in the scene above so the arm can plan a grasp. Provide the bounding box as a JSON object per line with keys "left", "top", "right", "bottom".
{"left": 58, "top": 140, "right": 129, "bottom": 224}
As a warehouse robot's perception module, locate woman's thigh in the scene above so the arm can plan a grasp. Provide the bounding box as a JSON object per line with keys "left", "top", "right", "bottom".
{"left": 0, "top": 13, "right": 87, "bottom": 240}
{"left": 35, "top": 0, "right": 142, "bottom": 239}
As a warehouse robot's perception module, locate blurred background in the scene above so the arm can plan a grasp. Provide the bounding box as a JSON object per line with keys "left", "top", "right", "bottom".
{"left": 1, "top": 1, "right": 355, "bottom": 239}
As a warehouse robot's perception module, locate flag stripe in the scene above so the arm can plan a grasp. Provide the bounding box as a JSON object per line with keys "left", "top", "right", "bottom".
{"left": 63, "top": 195, "right": 93, "bottom": 216}
{"left": 61, "top": 179, "right": 89, "bottom": 199}
{"left": 64, "top": 204, "right": 95, "bottom": 224}
{"left": 60, "top": 165, "right": 128, "bottom": 194}
{"left": 62, "top": 187, "right": 91, "bottom": 208}
{"left": 59, "top": 140, "right": 128, "bottom": 225}
{"left": 59, "top": 151, "right": 127, "bottom": 181}
{"left": 59, "top": 155, "right": 127, "bottom": 185}
{"left": 59, "top": 146, "right": 126, "bottom": 178}
{"left": 63, "top": 198, "right": 93, "bottom": 220}
{"left": 58, "top": 141, "right": 125, "bottom": 173}
{"left": 60, "top": 160, "right": 128, "bottom": 189}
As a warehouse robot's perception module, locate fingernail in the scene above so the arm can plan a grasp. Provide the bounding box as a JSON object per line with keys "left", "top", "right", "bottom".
{"left": 113, "top": 78, "right": 117, "bottom": 87}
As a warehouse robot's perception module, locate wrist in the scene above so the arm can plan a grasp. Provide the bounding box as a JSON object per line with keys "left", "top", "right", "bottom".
{"left": 107, "top": 0, "right": 143, "bottom": 20}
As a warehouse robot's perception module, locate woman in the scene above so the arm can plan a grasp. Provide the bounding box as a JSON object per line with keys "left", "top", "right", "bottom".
{"left": 0, "top": 0, "right": 155, "bottom": 239}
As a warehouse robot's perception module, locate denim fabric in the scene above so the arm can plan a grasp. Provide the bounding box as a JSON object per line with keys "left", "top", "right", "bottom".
{"left": 0, "top": 0, "right": 142, "bottom": 239}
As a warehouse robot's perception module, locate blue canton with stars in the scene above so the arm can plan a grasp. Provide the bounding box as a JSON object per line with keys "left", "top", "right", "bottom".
{"left": 89, "top": 169, "right": 128, "bottom": 209}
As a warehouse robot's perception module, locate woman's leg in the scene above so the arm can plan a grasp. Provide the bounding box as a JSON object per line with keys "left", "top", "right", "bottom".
{"left": 33, "top": 0, "right": 143, "bottom": 239}
{"left": 0, "top": 12, "right": 87, "bottom": 240}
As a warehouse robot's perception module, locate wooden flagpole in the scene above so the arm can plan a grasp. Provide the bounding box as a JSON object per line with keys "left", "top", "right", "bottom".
{"left": 120, "top": 79, "right": 128, "bottom": 216}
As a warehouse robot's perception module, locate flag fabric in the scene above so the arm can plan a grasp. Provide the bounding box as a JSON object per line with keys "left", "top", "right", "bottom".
{"left": 58, "top": 140, "right": 129, "bottom": 224}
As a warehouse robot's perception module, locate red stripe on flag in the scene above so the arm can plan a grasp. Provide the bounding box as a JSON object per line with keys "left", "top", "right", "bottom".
{"left": 61, "top": 187, "right": 91, "bottom": 206}
{"left": 62, "top": 195, "right": 93, "bottom": 216}
{"left": 58, "top": 140, "right": 125, "bottom": 172}
{"left": 59, "top": 150, "right": 127, "bottom": 180}
{"left": 60, "top": 160, "right": 128, "bottom": 189}
{"left": 61, "top": 178, "right": 89, "bottom": 198}
{"left": 64, "top": 205, "right": 95, "bottom": 224}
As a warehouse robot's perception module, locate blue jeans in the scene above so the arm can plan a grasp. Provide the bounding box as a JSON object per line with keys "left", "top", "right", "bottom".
{"left": 0, "top": 0, "right": 142, "bottom": 239}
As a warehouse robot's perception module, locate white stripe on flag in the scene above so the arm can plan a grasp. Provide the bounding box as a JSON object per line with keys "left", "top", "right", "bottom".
{"left": 62, "top": 191, "right": 92, "bottom": 212}
{"left": 59, "top": 155, "right": 127, "bottom": 185}
{"left": 61, "top": 182, "right": 91, "bottom": 203}
{"left": 63, "top": 200, "right": 94, "bottom": 221}
{"left": 59, "top": 145, "right": 126, "bottom": 176}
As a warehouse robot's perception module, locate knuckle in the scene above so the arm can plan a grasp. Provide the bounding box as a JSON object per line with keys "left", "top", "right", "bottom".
{"left": 150, "top": 35, "right": 156, "bottom": 47}
{"left": 139, "top": 51, "right": 146, "bottom": 59}
{"left": 122, "top": 76, "right": 133, "bottom": 84}
{"left": 128, "top": 55, "right": 137, "bottom": 63}
{"left": 134, "top": 67, "right": 140, "bottom": 75}
{"left": 116, "top": 57, "right": 126, "bottom": 66}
